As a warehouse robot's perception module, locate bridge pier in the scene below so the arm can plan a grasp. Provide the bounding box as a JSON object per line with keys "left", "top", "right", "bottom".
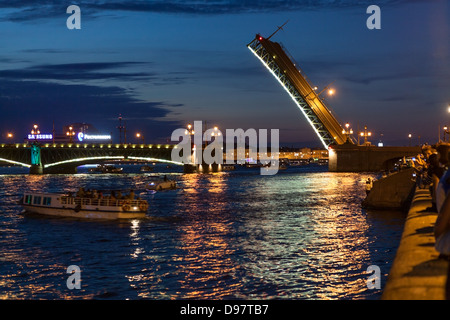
{"left": 183, "top": 163, "right": 222, "bottom": 173}
{"left": 328, "top": 144, "right": 422, "bottom": 172}
{"left": 29, "top": 164, "right": 43, "bottom": 175}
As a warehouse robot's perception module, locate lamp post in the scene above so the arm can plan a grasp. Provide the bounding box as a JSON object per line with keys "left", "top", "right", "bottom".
{"left": 31, "top": 124, "right": 40, "bottom": 141}
{"left": 408, "top": 133, "right": 412, "bottom": 147}
{"left": 444, "top": 126, "right": 448, "bottom": 142}
{"left": 211, "top": 126, "right": 221, "bottom": 139}
{"left": 136, "top": 133, "right": 145, "bottom": 144}
{"left": 185, "top": 123, "right": 195, "bottom": 164}
{"left": 359, "top": 126, "right": 372, "bottom": 145}
{"left": 66, "top": 126, "right": 75, "bottom": 143}
{"left": 342, "top": 123, "right": 353, "bottom": 142}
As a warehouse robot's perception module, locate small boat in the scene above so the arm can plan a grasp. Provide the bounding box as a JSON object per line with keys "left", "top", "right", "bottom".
{"left": 140, "top": 165, "right": 154, "bottom": 172}
{"left": 102, "top": 165, "right": 123, "bottom": 173}
{"left": 21, "top": 192, "right": 148, "bottom": 219}
{"left": 222, "top": 164, "right": 235, "bottom": 171}
{"left": 146, "top": 177, "right": 176, "bottom": 191}
{"left": 289, "top": 159, "right": 309, "bottom": 166}
{"left": 89, "top": 164, "right": 123, "bottom": 173}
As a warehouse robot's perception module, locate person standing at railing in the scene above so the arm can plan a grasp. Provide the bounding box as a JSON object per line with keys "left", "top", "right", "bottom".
{"left": 76, "top": 187, "right": 85, "bottom": 198}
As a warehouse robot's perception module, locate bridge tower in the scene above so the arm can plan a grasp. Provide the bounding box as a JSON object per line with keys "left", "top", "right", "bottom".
{"left": 247, "top": 32, "right": 353, "bottom": 148}
{"left": 29, "top": 143, "right": 43, "bottom": 174}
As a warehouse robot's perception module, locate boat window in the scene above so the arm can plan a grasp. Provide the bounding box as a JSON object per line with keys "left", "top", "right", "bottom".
{"left": 33, "top": 196, "right": 41, "bottom": 205}
{"left": 25, "top": 195, "right": 32, "bottom": 204}
{"left": 43, "top": 197, "right": 52, "bottom": 206}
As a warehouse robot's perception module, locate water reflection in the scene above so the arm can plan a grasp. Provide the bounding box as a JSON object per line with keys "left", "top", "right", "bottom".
{"left": 0, "top": 165, "right": 403, "bottom": 299}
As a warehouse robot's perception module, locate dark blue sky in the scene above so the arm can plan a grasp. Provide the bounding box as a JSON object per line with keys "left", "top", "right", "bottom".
{"left": 0, "top": 0, "right": 448, "bottom": 147}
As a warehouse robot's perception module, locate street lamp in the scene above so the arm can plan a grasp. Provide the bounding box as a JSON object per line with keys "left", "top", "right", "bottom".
{"left": 444, "top": 126, "right": 448, "bottom": 142}
{"left": 31, "top": 124, "right": 40, "bottom": 141}
{"left": 66, "top": 126, "right": 75, "bottom": 143}
{"left": 408, "top": 133, "right": 412, "bottom": 147}
{"left": 136, "top": 132, "right": 145, "bottom": 144}
{"left": 186, "top": 123, "right": 194, "bottom": 136}
{"left": 359, "top": 126, "right": 372, "bottom": 145}
{"left": 317, "top": 81, "right": 336, "bottom": 98}
{"left": 342, "top": 123, "right": 353, "bottom": 142}
{"left": 211, "top": 126, "right": 221, "bottom": 137}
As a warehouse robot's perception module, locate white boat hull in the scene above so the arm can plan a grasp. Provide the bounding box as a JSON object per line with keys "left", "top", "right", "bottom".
{"left": 146, "top": 181, "right": 176, "bottom": 191}
{"left": 23, "top": 205, "right": 146, "bottom": 219}
{"left": 21, "top": 193, "right": 148, "bottom": 220}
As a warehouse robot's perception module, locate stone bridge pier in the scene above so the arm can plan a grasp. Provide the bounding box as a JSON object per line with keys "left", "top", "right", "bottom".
{"left": 328, "top": 144, "right": 422, "bottom": 172}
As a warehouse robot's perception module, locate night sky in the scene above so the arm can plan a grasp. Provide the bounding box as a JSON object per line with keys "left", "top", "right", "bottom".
{"left": 0, "top": 0, "right": 448, "bottom": 147}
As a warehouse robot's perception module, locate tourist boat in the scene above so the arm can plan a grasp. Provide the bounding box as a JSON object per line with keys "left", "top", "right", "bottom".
{"left": 140, "top": 165, "right": 154, "bottom": 172}
{"left": 222, "top": 164, "right": 235, "bottom": 171}
{"left": 89, "top": 164, "right": 123, "bottom": 174}
{"left": 146, "top": 177, "right": 176, "bottom": 191}
{"left": 21, "top": 192, "right": 148, "bottom": 219}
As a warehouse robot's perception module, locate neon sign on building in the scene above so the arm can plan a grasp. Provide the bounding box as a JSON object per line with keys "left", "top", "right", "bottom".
{"left": 77, "top": 132, "right": 111, "bottom": 142}
{"left": 28, "top": 134, "right": 53, "bottom": 140}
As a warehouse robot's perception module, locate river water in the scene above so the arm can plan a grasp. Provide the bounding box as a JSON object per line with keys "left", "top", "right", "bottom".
{"left": 0, "top": 164, "right": 405, "bottom": 300}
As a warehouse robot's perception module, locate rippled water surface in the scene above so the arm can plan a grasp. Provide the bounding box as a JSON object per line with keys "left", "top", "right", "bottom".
{"left": 0, "top": 164, "right": 405, "bottom": 299}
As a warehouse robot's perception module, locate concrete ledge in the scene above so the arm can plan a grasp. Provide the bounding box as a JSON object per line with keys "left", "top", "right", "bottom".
{"left": 362, "top": 168, "right": 415, "bottom": 210}
{"left": 382, "top": 187, "right": 449, "bottom": 300}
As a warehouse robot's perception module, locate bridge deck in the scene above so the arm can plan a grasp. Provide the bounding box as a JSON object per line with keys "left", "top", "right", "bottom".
{"left": 248, "top": 34, "right": 349, "bottom": 148}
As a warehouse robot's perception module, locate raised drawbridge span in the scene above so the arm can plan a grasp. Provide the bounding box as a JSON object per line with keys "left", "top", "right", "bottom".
{"left": 247, "top": 31, "right": 353, "bottom": 149}
{"left": 247, "top": 29, "right": 423, "bottom": 172}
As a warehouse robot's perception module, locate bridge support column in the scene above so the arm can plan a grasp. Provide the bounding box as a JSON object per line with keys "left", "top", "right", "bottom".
{"left": 328, "top": 144, "right": 422, "bottom": 172}
{"left": 29, "top": 143, "right": 43, "bottom": 174}
{"left": 29, "top": 164, "right": 43, "bottom": 175}
{"left": 183, "top": 163, "right": 222, "bottom": 174}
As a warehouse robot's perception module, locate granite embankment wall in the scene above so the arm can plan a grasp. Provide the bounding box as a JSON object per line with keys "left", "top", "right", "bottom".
{"left": 362, "top": 168, "right": 416, "bottom": 210}
{"left": 382, "top": 187, "right": 449, "bottom": 299}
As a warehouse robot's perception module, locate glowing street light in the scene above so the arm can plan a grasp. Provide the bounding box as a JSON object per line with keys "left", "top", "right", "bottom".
{"left": 136, "top": 132, "right": 145, "bottom": 144}
{"left": 342, "top": 123, "right": 353, "bottom": 142}
{"left": 211, "top": 126, "right": 221, "bottom": 137}
{"left": 30, "top": 124, "right": 40, "bottom": 141}
{"left": 408, "top": 133, "right": 412, "bottom": 147}
{"left": 316, "top": 81, "right": 336, "bottom": 99}
{"left": 31, "top": 124, "right": 40, "bottom": 135}
{"left": 66, "top": 126, "right": 75, "bottom": 143}
{"left": 359, "top": 126, "right": 372, "bottom": 145}
{"left": 185, "top": 123, "right": 195, "bottom": 136}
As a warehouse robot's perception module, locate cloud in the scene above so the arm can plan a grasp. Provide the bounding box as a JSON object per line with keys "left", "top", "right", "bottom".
{"left": 0, "top": 0, "right": 434, "bottom": 22}
{"left": 0, "top": 62, "right": 154, "bottom": 82}
{"left": 0, "top": 78, "right": 184, "bottom": 142}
